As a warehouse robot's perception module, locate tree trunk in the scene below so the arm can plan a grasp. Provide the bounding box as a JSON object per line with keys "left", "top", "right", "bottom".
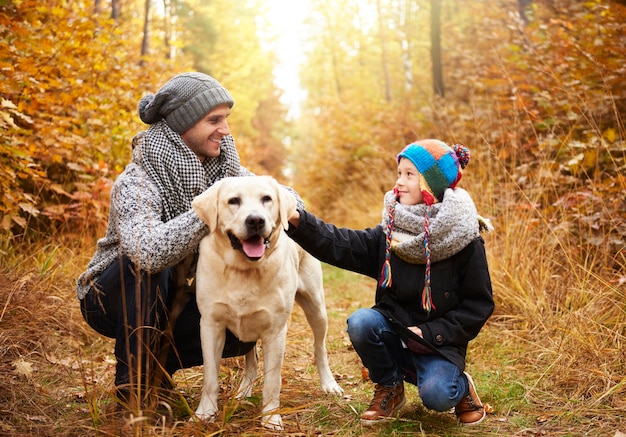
{"left": 111, "top": 0, "right": 120, "bottom": 20}
{"left": 430, "top": 0, "right": 444, "bottom": 97}
{"left": 519, "top": 0, "right": 533, "bottom": 24}
{"left": 141, "top": 0, "right": 151, "bottom": 59}
{"left": 164, "top": 0, "right": 172, "bottom": 59}
{"left": 398, "top": 0, "right": 413, "bottom": 92}
{"left": 320, "top": 1, "right": 342, "bottom": 98}
{"left": 376, "top": 0, "right": 392, "bottom": 102}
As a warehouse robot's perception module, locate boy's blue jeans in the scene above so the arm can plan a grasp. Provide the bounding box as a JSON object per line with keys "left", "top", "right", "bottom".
{"left": 79, "top": 255, "right": 255, "bottom": 390}
{"left": 347, "top": 308, "right": 468, "bottom": 412}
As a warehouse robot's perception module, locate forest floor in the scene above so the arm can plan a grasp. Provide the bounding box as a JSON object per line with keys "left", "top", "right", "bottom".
{"left": 1, "top": 264, "right": 625, "bottom": 437}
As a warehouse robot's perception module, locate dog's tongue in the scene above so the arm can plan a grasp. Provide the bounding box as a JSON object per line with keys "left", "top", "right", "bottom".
{"left": 242, "top": 236, "right": 265, "bottom": 258}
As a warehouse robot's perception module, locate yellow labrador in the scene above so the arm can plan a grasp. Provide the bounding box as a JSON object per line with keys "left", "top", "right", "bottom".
{"left": 191, "top": 175, "right": 343, "bottom": 430}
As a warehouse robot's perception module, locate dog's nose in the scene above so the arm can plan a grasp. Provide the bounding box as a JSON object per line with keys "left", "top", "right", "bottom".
{"left": 245, "top": 214, "right": 265, "bottom": 233}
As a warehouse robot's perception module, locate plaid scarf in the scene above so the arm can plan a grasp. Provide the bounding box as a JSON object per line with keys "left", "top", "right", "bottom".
{"left": 132, "top": 120, "right": 241, "bottom": 221}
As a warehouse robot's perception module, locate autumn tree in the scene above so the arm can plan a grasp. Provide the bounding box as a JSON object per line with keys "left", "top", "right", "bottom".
{"left": 295, "top": 0, "right": 625, "bottom": 273}
{"left": 0, "top": 0, "right": 293, "bottom": 241}
{"left": 295, "top": 0, "right": 433, "bottom": 226}
{"left": 176, "top": 0, "right": 291, "bottom": 178}
{"left": 0, "top": 0, "right": 180, "bottom": 238}
{"left": 294, "top": 0, "right": 624, "bottom": 234}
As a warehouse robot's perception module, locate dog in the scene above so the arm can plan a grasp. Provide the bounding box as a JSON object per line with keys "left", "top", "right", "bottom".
{"left": 191, "top": 175, "right": 343, "bottom": 430}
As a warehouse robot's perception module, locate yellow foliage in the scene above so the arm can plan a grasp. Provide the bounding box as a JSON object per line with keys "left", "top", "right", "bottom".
{"left": 1, "top": 0, "right": 292, "bottom": 241}
{"left": 603, "top": 128, "right": 616, "bottom": 143}
{"left": 0, "top": 0, "right": 182, "bottom": 237}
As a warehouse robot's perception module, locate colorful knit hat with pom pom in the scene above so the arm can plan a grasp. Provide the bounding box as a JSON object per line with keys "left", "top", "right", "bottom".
{"left": 379, "top": 140, "right": 471, "bottom": 313}
{"left": 397, "top": 139, "right": 469, "bottom": 206}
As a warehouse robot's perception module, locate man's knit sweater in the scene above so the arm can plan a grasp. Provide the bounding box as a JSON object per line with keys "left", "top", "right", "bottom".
{"left": 76, "top": 162, "right": 251, "bottom": 299}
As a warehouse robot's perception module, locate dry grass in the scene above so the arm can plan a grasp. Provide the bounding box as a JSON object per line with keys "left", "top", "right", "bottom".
{"left": 1, "top": 192, "right": 626, "bottom": 437}
{"left": 1, "top": 241, "right": 625, "bottom": 437}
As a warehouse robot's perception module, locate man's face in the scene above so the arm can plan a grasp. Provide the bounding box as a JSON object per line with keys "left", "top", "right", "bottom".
{"left": 181, "top": 103, "right": 231, "bottom": 162}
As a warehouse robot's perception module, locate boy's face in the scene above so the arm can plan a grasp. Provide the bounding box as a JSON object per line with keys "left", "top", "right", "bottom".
{"left": 395, "top": 157, "right": 424, "bottom": 205}
{"left": 181, "top": 103, "right": 231, "bottom": 162}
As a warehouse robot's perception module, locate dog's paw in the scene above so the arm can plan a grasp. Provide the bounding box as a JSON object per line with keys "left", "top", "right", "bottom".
{"left": 321, "top": 380, "right": 344, "bottom": 395}
{"left": 261, "top": 413, "right": 283, "bottom": 431}
{"left": 235, "top": 383, "right": 253, "bottom": 400}
{"left": 192, "top": 409, "right": 218, "bottom": 423}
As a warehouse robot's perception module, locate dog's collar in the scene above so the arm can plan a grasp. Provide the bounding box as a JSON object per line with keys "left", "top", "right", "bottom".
{"left": 264, "top": 228, "right": 275, "bottom": 248}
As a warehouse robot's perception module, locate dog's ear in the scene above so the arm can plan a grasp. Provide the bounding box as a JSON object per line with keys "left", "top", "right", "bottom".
{"left": 192, "top": 179, "right": 223, "bottom": 233}
{"left": 276, "top": 182, "right": 298, "bottom": 231}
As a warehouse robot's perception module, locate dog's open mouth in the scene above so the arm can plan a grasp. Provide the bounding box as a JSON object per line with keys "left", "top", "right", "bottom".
{"left": 228, "top": 232, "right": 269, "bottom": 260}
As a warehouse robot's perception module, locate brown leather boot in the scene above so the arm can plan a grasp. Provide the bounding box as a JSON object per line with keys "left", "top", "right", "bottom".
{"left": 360, "top": 383, "right": 406, "bottom": 425}
{"left": 455, "top": 372, "right": 486, "bottom": 425}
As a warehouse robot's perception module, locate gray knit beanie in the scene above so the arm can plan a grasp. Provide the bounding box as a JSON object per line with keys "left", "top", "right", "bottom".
{"left": 138, "top": 72, "right": 234, "bottom": 134}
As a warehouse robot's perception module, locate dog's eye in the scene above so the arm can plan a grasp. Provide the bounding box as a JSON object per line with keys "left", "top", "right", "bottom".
{"left": 261, "top": 195, "right": 272, "bottom": 203}
{"left": 228, "top": 197, "right": 241, "bottom": 206}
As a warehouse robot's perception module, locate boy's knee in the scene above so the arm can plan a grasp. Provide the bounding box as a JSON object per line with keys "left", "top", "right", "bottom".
{"left": 346, "top": 308, "right": 374, "bottom": 338}
{"left": 419, "top": 378, "right": 460, "bottom": 412}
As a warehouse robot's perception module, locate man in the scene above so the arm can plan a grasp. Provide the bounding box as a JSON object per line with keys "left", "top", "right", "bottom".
{"left": 77, "top": 72, "right": 302, "bottom": 408}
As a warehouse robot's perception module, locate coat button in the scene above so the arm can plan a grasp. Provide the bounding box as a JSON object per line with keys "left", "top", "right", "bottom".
{"left": 443, "top": 291, "right": 450, "bottom": 299}
{"left": 435, "top": 334, "right": 443, "bottom": 343}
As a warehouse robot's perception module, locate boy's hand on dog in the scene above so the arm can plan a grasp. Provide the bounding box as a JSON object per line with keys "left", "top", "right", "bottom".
{"left": 288, "top": 210, "right": 301, "bottom": 227}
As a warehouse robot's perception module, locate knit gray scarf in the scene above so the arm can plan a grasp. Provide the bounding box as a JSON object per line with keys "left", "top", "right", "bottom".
{"left": 132, "top": 120, "right": 241, "bottom": 221}
{"left": 381, "top": 188, "right": 480, "bottom": 264}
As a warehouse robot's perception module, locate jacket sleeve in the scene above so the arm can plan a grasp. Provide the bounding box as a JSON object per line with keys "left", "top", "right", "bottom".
{"left": 419, "top": 238, "right": 494, "bottom": 347}
{"left": 287, "top": 210, "right": 382, "bottom": 279}
{"left": 114, "top": 171, "right": 208, "bottom": 272}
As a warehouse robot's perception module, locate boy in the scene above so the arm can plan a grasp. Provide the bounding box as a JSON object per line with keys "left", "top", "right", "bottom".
{"left": 287, "top": 139, "right": 493, "bottom": 426}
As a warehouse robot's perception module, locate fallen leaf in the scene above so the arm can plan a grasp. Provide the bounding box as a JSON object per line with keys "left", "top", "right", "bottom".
{"left": 0, "top": 423, "right": 16, "bottom": 433}
{"left": 12, "top": 359, "right": 34, "bottom": 378}
{"left": 360, "top": 366, "right": 370, "bottom": 381}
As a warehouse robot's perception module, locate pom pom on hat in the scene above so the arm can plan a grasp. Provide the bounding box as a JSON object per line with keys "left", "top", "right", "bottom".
{"left": 138, "top": 72, "right": 234, "bottom": 134}
{"left": 397, "top": 139, "right": 470, "bottom": 206}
